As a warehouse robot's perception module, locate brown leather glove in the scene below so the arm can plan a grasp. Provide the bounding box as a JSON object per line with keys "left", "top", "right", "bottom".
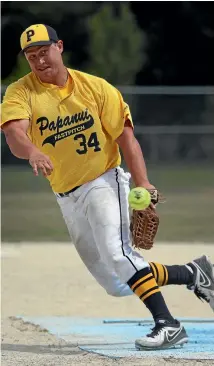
{"left": 130, "top": 189, "right": 163, "bottom": 250}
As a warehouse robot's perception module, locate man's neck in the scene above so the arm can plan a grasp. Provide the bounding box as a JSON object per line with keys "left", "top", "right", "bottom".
{"left": 53, "top": 66, "right": 69, "bottom": 87}
{"left": 37, "top": 66, "right": 69, "bottom": 87}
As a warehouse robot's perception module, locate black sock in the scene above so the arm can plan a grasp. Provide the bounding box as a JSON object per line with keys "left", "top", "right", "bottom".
{"left": 127, "top": 267, "right": 174, "bottom": 323}
{"left": 150, "top": 262, "right": 194, "bottom": 286}
{"left": 144, "top": 291, "right": 174, "bottom": 323}
{"left": 165, "top": 264, "right": 193, "bottom": 285}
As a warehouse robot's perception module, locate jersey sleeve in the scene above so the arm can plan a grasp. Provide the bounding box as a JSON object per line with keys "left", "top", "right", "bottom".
{"left": 100, "top": 80, "right": 133, "bottom": 140}
{"left": 1, "top": 82, "right": 31, "bottom": 128}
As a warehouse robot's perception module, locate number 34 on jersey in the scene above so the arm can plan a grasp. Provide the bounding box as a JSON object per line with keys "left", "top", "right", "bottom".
{"left": 74, "top": 132, "right": 101, "bottom": 155}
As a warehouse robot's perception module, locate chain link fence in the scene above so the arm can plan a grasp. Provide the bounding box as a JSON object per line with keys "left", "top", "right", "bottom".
{"left": 118, "top": 86, "right": 214, "bottom": 164}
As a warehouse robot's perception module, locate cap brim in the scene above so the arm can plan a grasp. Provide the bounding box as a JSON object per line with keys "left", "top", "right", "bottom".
{"left": 22, "top": 40, "right": 54, "bottom": 53}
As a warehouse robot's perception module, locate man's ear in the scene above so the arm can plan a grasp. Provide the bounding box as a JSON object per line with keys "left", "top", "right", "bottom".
{"left": 56, "top": 40, "right": 63, "bottom": 54}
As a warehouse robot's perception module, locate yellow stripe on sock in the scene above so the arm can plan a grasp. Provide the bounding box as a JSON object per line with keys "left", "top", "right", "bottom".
{"left": 141, "top": 288, "right": 160, "bottom": 301}
{"left": 149, "top": 262, "right": 157, "bottom": 280}
{"left": 155, "top": 263, "right": 167, "bottom": 286}
{"left": 134, "top": 278, "right": 158, "bottom": 298}
{"left": 130, "top": 273, "right": 153, "bottom": 291}
{"left": 150, "top": 262, "right": 168, "bottom": 286}
{"left": 163, "top": 265, "right": 168, "bottom": 285}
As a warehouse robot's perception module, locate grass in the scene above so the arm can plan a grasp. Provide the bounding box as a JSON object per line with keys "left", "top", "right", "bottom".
{"left": 1, "top": 193, "right": 69, "bottom": 242}
{"left": 157, "top": 193, "right": 214, "bottom": 242}
{"left": 1, "top": 165, "right": 214, "bottom": 242}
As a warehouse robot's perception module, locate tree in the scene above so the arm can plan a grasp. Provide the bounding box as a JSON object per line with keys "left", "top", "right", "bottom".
{"left": 130, "top": 2, "right": 214, "bottom": 85}
{"left": 1, "top": 56, "right": 31, "bottom": 85}
{"left": 1, "top": 2, "right": 102, "bottom": 80}
{"left": 3, "top": 2, "right": 103, "bottom": 23}
{"left": 85, "top": 3, "right": 147, "bottom": 85}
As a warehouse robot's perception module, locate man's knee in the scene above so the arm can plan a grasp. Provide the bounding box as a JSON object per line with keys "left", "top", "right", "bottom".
{"left": 106, "top": 283, "right": 133, "bottom": 297}
{"left": 110, "top": 254, "right": 149, "bottom": 284}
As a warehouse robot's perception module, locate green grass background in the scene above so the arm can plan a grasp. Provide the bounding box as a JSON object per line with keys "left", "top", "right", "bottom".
{"left": 1, "top": 165, "right": 214, "bottom": 242}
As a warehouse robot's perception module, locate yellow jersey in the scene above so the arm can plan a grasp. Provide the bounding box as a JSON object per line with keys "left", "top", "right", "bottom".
{"left": 1, "top": 68, "right": 133, "bottom": 193}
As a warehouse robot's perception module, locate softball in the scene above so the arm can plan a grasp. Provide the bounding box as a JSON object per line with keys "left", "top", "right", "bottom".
{"left": 128, "top": 187, "right": 151, "bottom": 210}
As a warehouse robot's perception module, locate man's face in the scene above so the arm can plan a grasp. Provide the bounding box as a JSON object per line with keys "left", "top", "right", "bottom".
{"left": 25, "top": 41, "right": 63, "bottom": 83}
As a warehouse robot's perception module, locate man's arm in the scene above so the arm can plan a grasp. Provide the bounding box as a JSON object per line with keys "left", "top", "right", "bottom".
{"left": 2, "top": 120, "right": 53, "bottom": 176}
{"left": 116, "top": 123, "right": 155, "bottom": 189}
{"left": 3, "top": 119, "right": 37, "bottom": 159}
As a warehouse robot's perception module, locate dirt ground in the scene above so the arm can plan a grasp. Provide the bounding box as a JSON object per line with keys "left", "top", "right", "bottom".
{"left": 1, "top": 242, "right": 214, "bottom": 366}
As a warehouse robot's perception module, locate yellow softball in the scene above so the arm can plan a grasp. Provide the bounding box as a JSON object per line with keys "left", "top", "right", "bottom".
{"left": 128, "top": 187, "right": 151, "bottom": 210}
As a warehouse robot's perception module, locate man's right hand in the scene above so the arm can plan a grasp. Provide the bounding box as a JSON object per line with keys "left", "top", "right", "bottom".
{"left": 29, "top": 149, "right": 54, "bottom": 177}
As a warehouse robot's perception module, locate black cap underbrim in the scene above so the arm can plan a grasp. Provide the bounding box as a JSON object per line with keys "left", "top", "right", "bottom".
{"left": 22, "top": 40, "right": 55, "bottom": 53}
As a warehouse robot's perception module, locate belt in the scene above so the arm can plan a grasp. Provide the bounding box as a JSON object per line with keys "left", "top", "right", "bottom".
{"left": 56, "top": 185, "right": 81, "bottom": 198}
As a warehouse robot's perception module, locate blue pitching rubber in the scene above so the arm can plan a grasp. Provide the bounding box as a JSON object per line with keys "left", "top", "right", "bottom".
{"left": 19, "top": 316, "right": 214, "bottom": 359}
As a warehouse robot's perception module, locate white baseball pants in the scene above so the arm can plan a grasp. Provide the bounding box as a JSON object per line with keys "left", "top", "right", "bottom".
{"left": 56, "top": 167, "right": 150, "bottom": 297}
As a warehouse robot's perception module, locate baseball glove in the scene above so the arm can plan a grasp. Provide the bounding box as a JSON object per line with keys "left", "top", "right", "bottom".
{"left": 130, "top": 189, "right": 163, "bottom": 250}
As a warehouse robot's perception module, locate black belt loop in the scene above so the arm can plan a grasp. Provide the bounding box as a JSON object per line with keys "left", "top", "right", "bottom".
{"left": 57, "top": 185, "right": 81, "bottom": 198}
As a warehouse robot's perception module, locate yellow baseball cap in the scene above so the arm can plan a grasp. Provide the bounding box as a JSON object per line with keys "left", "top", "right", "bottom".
{"left": 20, "top": 24, "right": 59, "bottom": 52}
